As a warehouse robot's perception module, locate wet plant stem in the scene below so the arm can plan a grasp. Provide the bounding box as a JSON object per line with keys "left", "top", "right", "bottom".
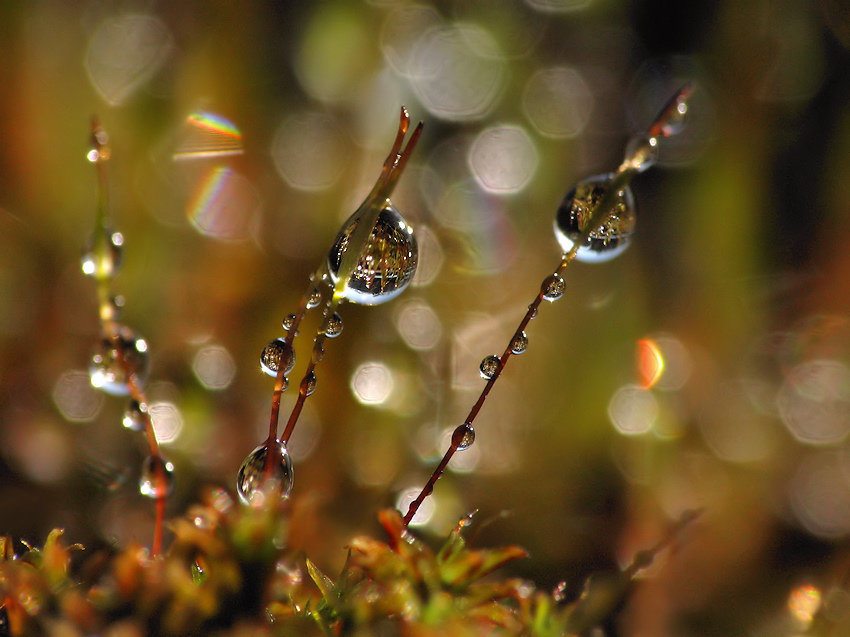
{"left": 402, "top": 86, "right": 691, "bottom": 528}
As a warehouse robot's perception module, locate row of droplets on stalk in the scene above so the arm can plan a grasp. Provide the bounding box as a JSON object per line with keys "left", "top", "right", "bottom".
{"left": 238, "top": 88, "right": 690, "bottom": 524}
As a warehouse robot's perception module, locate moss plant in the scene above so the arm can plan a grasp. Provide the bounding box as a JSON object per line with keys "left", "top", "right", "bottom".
{"left": 0, "top": 89, "right": 728, "bottom": 637}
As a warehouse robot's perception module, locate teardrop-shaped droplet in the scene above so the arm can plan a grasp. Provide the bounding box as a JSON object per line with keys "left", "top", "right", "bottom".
{"left": 236, "top": 440, "right": 294, "bottom": 505}
{"left": 307, "top": 288, "right": 322, "bottom": 309}
{"left": 301, "top": 371, "right": 317, "bottom": 396}
{"left": 511, "top": 331, "right": 529, "bottom": 355}
{"left": 282, "top": 314, "right": 297, "bottom": 331}
{"left": 139, "top": 455, "right": 175, "bottom": 499}
{"left": 327, "top": 202, "right": 418, "bottom": 305}
{"left": 528, "top": 305, "right": 539, "bottom": 319}
{"left": 260, "top": 338, "right": 295, "bottom": 378}
{"left": 479, "top": 355, "right": 501, "bottom": 380}
{"left": 541, "top": 274, "right": 565, "bottom": 302}
{"left": 323, "top": 312, "right": 343, "bottom": 338}
{"left": 89, "top": 326, "right": 150, "bottom": 396}
{"left": 623, "top": 134, "right": 658, "bottom": 173}
{"left": 123, "top": 399, "right": 148, "bottom": 432}
{"left": 452, "top": 423, "right": 475, "bottom": 451}
{"left": 660, "top": 97, "right": 688, "bottom": 137}
{"left": 81, "top": 229, "right": 124, "bottom": 280}
{"left": 554, "top": 174, "right": 636, "bottom": 263}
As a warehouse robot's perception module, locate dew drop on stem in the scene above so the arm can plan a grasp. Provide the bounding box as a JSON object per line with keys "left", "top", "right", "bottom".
{"left": 123, "top": 399, "right": 147, "bottom": 432}
{"left": 282, "top": 314, "right": 297, "bottom": 331}
{"left": 236, "top": 440, "right": 294, "bottom": 505}
{"left": 554, "top": 173, "right": 636, "bottom": 263}
{"left": 307, "top": 287, "right": 322, "bottom": 308}
{"left": 452, "top": 423, "right": 475, "bottom": 450}
{"left": 479, "top": 354, "right": 502, "bottom": 380}
{"left": 260, "top": 338, "right": 295, "bottom": 378}
{"left": 327, "top": 202, "right": 418, "bottom": 305}
{"left": 139, "top": 455, "right": 175, "bottom": 498}
{"left": 623, "top": 134, "right": 658, "bottom": 173}
{"left": 323, "top": 312, "right": 344, "bottom": 338}
{"left": 541, "top": 275, "right": 565, "bottom": 302}
{"left": 81, "top": 229, "right": 124, "bottom": 279}
{"left": 301, "top": 371, "right": 317, "bottom": 396}
{"left": 89, "top": 325, "right": 150, "bottom": 396}
{"left": 511, "top": 331, "right": 529, "bottom": 355}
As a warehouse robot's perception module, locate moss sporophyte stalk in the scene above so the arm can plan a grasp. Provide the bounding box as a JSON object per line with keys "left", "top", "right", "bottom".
{"left": 0, "top": 90, "right": 704, "bottom": 636}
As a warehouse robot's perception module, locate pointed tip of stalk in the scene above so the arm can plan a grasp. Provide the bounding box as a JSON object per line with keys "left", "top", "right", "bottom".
{"left": 647, "top": 84, "right": 692, "bottom": 139}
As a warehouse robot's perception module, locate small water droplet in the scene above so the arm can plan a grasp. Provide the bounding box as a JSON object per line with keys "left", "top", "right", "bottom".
{"left": 282, "top": 314, "right": 297, "bottom": 331}
{"left": 236, "top": 440, "right": 294, "bottom": 505}
{"left": 101, "top": 295, "right": 124, "bottom": 322}
{"left": 554, "top": 174, "right": 636, "bottom": 263}
{"left": 323, "top": 312, "right": 343, "bottom": 338}
{"left": 511, "top": 331, "right": 529, "bottom": 355}
{"left": 191, "top": 559, "right": 206, "bottom": 583}
{"left": 81, "top": 229, "right": 124, "bottom": 279}
{"left": 89, "top": 326, "right": 150, "bottom": 396}
{"left": 528, "top": 305, "right": 539, "bottom": 319}
{"left": 553, "top": 580, "right": 568, "bottom": 602}
{"left": 327, "top": 202, "right": 418, "bottom": 305}
{"left": 260, "top": 338, "right": 295, "bottom": 378}
{"left": 139, "top": 455, "right": 175, "bottom": 499}
{"left": 541, "top": 274, "right": 565, "bottom": 302}
{"left": 452, "top": 423, "right": 475, "bottom": 450}
{"left": 479, "top": 355, "right": 502, "bottom": 380}
{"left": 661, "top": 99, "right": 688, "bottom": 137}
{"left": 307, "top": 287, "right": 322, "bottom": 308}
{"left": 623, "top": 134, "right": 658, "bottom": 173}
{"left": 312, "top": 344, "right": 325, "bottom": 364}
{"left": 301, "top": 371, "right": 317, "bottom": 396}
{"left": 123, "top": 399, "right": 147, "bottom": 432}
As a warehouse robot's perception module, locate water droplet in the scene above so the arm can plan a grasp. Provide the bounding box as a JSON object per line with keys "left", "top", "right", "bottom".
{"left": 322, "top": 312, "right": 343, "bottom": 338}
{"left": 660, "top": 98, "right": 688, "bottom": 137}
{"left": 452, "top": 423, "right": 475, "bottom": 450}
{"left": 554, "top": 174, "right": 637, "bottom": 263}
{"left": 101, "top": 295, "right": 124, "bottom": 322}
{"left": 511, "top": 331, "right": 529, "bottom": 355}
{"left": 236, "top": 440, "right": 294, "bottom": 505}
{"left": 307, "top": 288, "right": 322, "bottom": 308}
{"left": 81, "top": 229, "right": 124, "bottom": 279}
{"left": 89, "top": 326, "right": 150, "bottom": 396}
{"left": 301, "top": 371, "right": 317, "bottom": 396}
{"left": 479, "top": 355, "right": 501, "bottom": 380}
{"left": 282, "top": 314, "right": 297, "bottom": 331}
{"left": 327, "top": 202, "right": 418, "bottom": 305}
{"left": 260, "top": 338, "right": 295, "bottom": 378}
{"left": 623, "top": 134, "right": 658, "bottom": 173}
{"left": 553, "top": 580, "right": 568, "bottom": 602}
{"left": 528, "top": 305, "right": 539, "bottom": 319}
{"left": 312, "top": 344, "right": 325, "bottom": 364}
{"left": 123, "top": 399, "right": 147, "bottom": 432}
{"left": 541, "top": 274, "right": 565, "bottom": 301}
{"left": 139, "top": 455, "right": 175, "bottom": 499}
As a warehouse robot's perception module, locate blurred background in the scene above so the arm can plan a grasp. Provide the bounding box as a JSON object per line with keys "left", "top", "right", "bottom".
{"left": 1, "top": 0, "right": 850, "bottom": 634}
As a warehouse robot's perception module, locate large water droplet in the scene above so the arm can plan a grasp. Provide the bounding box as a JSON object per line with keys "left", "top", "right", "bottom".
{"left": 236, "top": 440, "right": 294, "bottom": 505}
{"left": 554, "top": 174, "right": 636, "bottom": 263}
{"left": 511, "top": 331, "right": 529, "bottom": 355}
{"left": 260, "top": 338, "right": 295, "bottom": 378}
{"left": 123, "top": 399, "right": 147, "bottom": 432}
{"left": 452, "top": 423, "right": 475, "bottom": 450}
{"left": 327, "top": 202, "right": 418, "bottom": 305}
{"left": 541, "top": 274, "right": 565, "bottom": 301}
{"left": 81, "top": 229, "right": 124, "bottom": 279}
{"left": 89, "top": 326, "right": 150, "bottom": 396}
{"left": 323, "top": 313, "right": 344, "bottom": 338}
{"left": 139, "top": 455, "right": 175, "bottom": 498}
{"left": 479, "top": 355, "right": 501, "bottom": 380}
